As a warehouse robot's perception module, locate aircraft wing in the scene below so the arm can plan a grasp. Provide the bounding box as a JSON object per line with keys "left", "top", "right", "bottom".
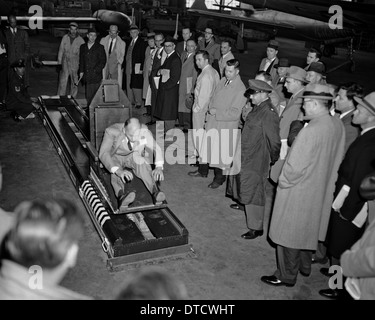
{"left": 188, "top": 8, "right": 296, "bottom": 30}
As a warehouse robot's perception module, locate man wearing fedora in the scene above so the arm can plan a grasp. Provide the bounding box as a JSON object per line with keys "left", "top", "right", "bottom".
{"left": 255, "top": 71, "right": 281, "bottom": 115}
{"left": 79, "top": 28, "right": 106, "bottom": 108}
{"left": 270, "top": 66, "right": 307, "bottom": 183}
{"left": 261, "top": 84, "right": 345, "bottom": 287}
{"left": 154, "top": 36, "right": 182, "bottom": 134}
{"left": 272, "top": 57, "right": 291, "bottom": 107}
{"left": 306, "top": 61, "right": 327, "bottom": 85}
{"left": 319, "top": 91, "right": 375, "bottom": 299}
{"left": 57, "top": 22, "right": 85, "bottom": 98}
{"left": 227, "top": 79, "right": 280, "bottom": 240}
{"left": 6, "top": 59, "right": 40, "bottom": 121}
{"left": 124, "top": 24, "right": 147, "bottom": 110}
{"left": 258, "top": 40, "right": 279, "bottom": 85}
{"left": 100, "top": 24, "right": 126, "bottom": 88}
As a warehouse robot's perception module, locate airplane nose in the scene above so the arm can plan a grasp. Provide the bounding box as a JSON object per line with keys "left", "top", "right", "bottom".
{"left": 93, "top": 10, "right": 132, "bottom": 27}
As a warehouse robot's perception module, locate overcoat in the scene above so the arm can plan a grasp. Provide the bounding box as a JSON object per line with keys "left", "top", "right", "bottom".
{"left": 227, "top": 98, "right": 281, "bottom": 205}
{"left": 201, "top": 76, "right": 247, "bottom": 169}
{"left": 154, "top": 51, "right": 182, "bottom": 121}
{"left": 269, "top": 112, "right": 345, "bottom": 250}
{"left": 178, "top": 51, "right": 198, "bottom": 113}
{"left": 79, "top": 42, "right": 106, "bottom": 84}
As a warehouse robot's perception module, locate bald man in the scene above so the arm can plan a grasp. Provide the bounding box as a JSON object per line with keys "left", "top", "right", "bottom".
{"left": 99, "top": 118, "right": 165, "bottom": 210}
{"left": 100, "top": 25, "right": 126, "bottom": 87}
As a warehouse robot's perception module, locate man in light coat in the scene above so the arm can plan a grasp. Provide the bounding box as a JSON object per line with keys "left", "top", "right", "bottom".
{"left": 57, "top": 22, "right": 85, "bottom": 98}
{"left": 178, "top": 39, "right": 198, "bottom": 133}
{"left": 100, "top": 25, "right": 126, "bottom": 88}
{"left": 187, "top": 50, "right": 219, "bottom": 172}
{"left": 269, "top": 66, "right": 307, "bottom": 183}
{"left": 190, "top": 59, "right": 246, "bottom": 189}
{"left": 261, "top": 84, "right": 345, "bottom": 287}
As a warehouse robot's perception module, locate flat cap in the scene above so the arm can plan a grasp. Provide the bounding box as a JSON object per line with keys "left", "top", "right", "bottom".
{"left": 69, "top": 22, "right": 79, "bottom": 28}
{"left": 147, "top": 32, "right": 156, "bottom": 38}
{"left": 245, "top": 79, "right": 273, "bottom": 96}
{"left": 11, "top": 59, "right": 26, "bottom": 68}
{"left": 303, "top": 84, "right": 334, "bottom": 100}
{"left": 354, "top": 92, "right": 375, "bottom": 116}
{"left": 274, "top": 57, "right": 290, "bottom": 68}
{"left": 307, "top": 62, "right": 326, "bottom": 75}
{"left": 267, "top": 39, "right": 279, "bottom": 50}
{"left": 286, "top": 66, "right": 308, "bottom": 83}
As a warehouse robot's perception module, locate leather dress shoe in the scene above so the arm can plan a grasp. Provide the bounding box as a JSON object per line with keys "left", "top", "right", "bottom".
{"left": 135, "top": 105, "right": 142, "bottom": 109}
{"left": 319, "top": 289, "right": 346, "bottom": 300}
{"left": 241, "top": 229, "right": 263, "bottom": 240}
{"left": 311, "top": 257, "right": 329, "bottom": 265}
{"left": 10, "top": 111, "right": 21, "bottom": 122}
{"left": 182, "top": 128, "right": 188, "bottom": 133}
{"left": 119, "top": 191, "right": 136, "bottom": 211}
{"left": 230, "top": 203, "right": 244, "bottom": 211}
{"left": 146, "top": 121, "right": 156, "bottom": 126}
{"left": 260, "top": 275, "right": 295, "bottom": 287}
{"left": 320, "top": 267, "right": 331, "bottom": 277}
{"left": 190, "top": 162, "right": 199, "bottom": 167}
{"left": 153, "top": 191, "right": 166, "bottom": 205}
{"left": 208, "top": 181, "right": 222, "bottom": 189}
{"left": 188, "top": 170, "right": 207, "bottom": 178}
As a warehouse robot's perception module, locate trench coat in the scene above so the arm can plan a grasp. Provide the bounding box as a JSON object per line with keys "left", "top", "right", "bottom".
{"left": 178, "top": 52, "right": 198, "bottom": 113}
{"left": 269, "top": 112, "right": 345, "bottom": 250}
{"left": 270, "top": 87, "right": 305, "bottom": 183}
{"left": 154, "top": 51, "right": 182, "bottom": 121}
{"left": 227, "top": 98, "right": 281, "bottom": 205}
{"left": 200, "top": 75, "right": 247, "bottom": 169}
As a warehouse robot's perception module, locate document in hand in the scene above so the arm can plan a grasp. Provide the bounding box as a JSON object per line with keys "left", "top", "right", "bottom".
{"left": 153, "top": 76, "right": 160, "bottom": 89}
{"left": 135, "top": 63, "right": 142, "bottom": 74}
{"left": 186, "top": 77, "right": 193, "bottom": 93}
{"left": 352, "top": 202, "right": 368, "bottom": 228}
{"left": 332, "top": 185, "right": 350, "bottom": 211}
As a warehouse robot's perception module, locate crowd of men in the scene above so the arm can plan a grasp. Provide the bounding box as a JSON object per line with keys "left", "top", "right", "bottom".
{"left": 1, "top": 15, "right": 375, "bottom": 300}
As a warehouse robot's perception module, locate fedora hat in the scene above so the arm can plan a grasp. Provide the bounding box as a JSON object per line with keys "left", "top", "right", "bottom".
{"left": 267, "top": 39, "right": 279, "bottom": 50}
{"left": 307, "top": 62, "right": 326, "bottom": 76}
{"left": 274, "top": 58, "right": 290, "bottom": 69}
{"left": 286, "top": 66, "right": 308, "bottom": 83}
{"left": 354, "top": 92, "right": 375, "bottom": 116}
{"left": 303, "top": 84, "right": 334, "bottom": 100}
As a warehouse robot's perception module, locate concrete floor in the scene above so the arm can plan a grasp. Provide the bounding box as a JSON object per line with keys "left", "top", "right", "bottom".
{"left": 1, "top": 30, "right": 375, "bottom": 300}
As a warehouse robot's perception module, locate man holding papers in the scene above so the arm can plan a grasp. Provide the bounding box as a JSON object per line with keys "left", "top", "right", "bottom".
{"left": 319, "top": 92, "right": 375, "bottom": 299}
{"left": 154, "top": 36, "right": 182, "bottom": 134}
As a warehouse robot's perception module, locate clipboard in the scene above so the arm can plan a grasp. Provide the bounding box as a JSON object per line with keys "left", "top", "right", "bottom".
{"left": 135, "top": 63, "right": 142, "bottom": 75}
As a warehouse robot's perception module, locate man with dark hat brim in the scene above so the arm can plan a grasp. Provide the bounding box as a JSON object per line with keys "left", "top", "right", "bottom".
{"left": 306, "top": 61, "right": 326, "bottom": 85}
{"left": 262, "top": 81, "right": 346, "bottom": 289}
{"left": 5, "top": 58, "right": 40, "bottom": 121}
{"left": 272, "top": 57, "right": 291, "bottom": 101}
{"left": 259, "top": 39, "right": 279, "bottom": 85}
{"left": 57, "top": 20, "right": 85, "bottom": 98}
{"left": 228, "top": 78, "right": 281, "bottom": 240}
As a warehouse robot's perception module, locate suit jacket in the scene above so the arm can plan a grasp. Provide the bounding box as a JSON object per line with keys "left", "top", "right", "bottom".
{"left": 100, "top": 35, "right": 126, "bottom": 84}
{"left": 176, "top": 41, "right": 186, "bottom": 57}
{"left": 79, "top": 42, "right": 106, "bottom": 84}
{"left": 99, "top": 123, "right": 164, "bottom": 172}
{"left": 338, "top": 110, "right": 360, "bottom": 153}
{"left": 341, "top": 213, "right": 375, "bottom": 300}
{"left": 198, "top": 38, "right": 221, "bottom": 65}
{"left": 270, "top": 87, "right": 305, "bottom": 183}
{"left": 4, "top": 27, "right": 30, "bottom": 63}
{"left": 259, "top": 57, "right": 279, "bottom": 85}
{"left": 218, "top": 51, "right": 235, "bottom": 78}
{"left": 154, "top": 51, "right": 182, "bottom": 120}
{"left": 178, "top": 51, "right": 198, "bottom": 113}
{"left": 124, "top": 37, "right": 147, "bottom": 89}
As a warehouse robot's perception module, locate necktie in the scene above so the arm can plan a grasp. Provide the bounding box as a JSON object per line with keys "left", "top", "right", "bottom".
{"left": 127, "top": 139, "right": 133, "bottom": 151}
{"left": 109, "top": 39, "right": 114, "bottom": 55}
{"left": 183, "top": 53, "right": 188, "bottom": 64}
{"left": 184, "top": 42, "right": 187, "bottom": 51}
{"left": 225, "top": 79, "right": 231, "bottom": 87}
